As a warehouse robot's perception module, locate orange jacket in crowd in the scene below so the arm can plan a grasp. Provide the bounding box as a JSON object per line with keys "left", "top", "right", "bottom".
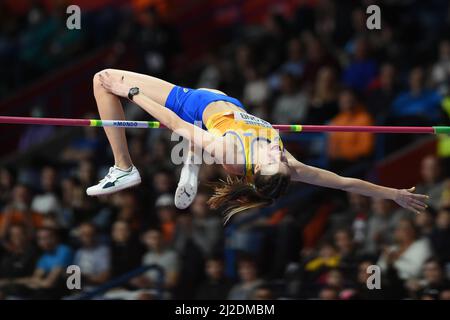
{"left": 328, "top": 105, "right": 375, "bottom": 161}
{"left": 0, "top": 209, "right": 44, "bottom": 233}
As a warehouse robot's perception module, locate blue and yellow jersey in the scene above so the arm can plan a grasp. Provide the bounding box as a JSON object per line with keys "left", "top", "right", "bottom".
{"left": 205, "top": 110, "right": 284, "bottom": 178}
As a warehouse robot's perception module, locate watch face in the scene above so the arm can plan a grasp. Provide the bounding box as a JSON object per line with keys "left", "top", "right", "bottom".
{"left": 130, "top": 88, "right": 139, "bottom": 95}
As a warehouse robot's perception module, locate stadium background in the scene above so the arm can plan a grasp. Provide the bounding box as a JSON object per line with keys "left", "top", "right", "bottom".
{"left": 0, "top": 0, "right": 450, "bottom": 300}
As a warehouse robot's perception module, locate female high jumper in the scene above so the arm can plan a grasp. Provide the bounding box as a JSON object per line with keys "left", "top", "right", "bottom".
{"left": 86, "top": 69, "right": 428, "bottom": 221}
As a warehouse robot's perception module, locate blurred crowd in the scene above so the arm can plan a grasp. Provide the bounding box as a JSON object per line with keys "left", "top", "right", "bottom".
{"left": 1, "top": 0, "right": 450, "bottom": 300}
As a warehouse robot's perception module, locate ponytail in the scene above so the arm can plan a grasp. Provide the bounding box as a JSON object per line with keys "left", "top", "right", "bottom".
{"left": 207, "top": 175, "right": 273, "bottom": 224}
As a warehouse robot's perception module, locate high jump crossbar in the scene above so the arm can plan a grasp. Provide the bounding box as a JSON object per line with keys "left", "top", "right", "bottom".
{"left": 0, "top": 116, "right": 449, "bottom": 134}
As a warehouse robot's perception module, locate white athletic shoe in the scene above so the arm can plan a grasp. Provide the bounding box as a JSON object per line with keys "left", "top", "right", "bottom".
{"left": 175, "top": 162, "right": 200, "bottom": 210}
{"left": 86, "top": 165, "right": 141, "bottom": 196}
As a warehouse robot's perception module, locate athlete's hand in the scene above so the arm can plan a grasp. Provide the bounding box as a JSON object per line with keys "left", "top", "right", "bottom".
{"left": 98, "top": 71, "right": 130, "bottom": 98}
{"left": 394, "top": 187, "right": 429, "bottom": 214}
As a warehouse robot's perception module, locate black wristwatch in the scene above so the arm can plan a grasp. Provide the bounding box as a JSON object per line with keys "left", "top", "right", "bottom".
{"left": 128, "top": 87, "right": 140, "bottom": 100}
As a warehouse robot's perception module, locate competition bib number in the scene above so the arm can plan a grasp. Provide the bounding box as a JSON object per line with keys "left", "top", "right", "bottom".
{"left": 233, "top": 111, "right": 272, "bottom": 128}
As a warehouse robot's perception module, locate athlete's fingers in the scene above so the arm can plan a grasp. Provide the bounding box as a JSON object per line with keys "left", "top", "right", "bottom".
{"left": 406, "top": 205, "right": 421, "bottom": 215}
{"left": 99, "top": 77, "right": 109, "bottom": 87}
{"left": 98, "top": 74, "right": 112, "bottom": 88}
{"left": 98, "top": 73, "right": 107, "bottom": 84}
{"left": 407, "top": 186, "right": 416, "bottom": 193}
{"left": 411, "top": 193, "right": 429, "bottom": 201}
{"left": 410, "top": 198, "right": 427, "bottom": 209}
{"left": 410, "top": 202, "right": 426, "bottom": 211}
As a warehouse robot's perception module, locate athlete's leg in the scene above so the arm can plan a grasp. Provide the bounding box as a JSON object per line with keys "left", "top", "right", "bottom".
{"left": 89, "top": 69, "right": 176, "bottom": 196}
{"left": 93, "top": 73, "right": 132, "bottom": 169}
{"left": 93, "top": 69, "right": 175, "bottom": 169}
{"left": 100, "top": 69, "right": 175, "bottom": 106}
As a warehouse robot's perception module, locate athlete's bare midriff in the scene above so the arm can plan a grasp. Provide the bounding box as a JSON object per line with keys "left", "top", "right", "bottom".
{"left": 202, "top": 101, "right": 246, "bottom": 126}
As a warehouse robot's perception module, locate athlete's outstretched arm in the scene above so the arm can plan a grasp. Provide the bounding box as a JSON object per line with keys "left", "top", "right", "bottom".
{"left": 98, "top": 71, "right": 229, "bottom": 161}
{"left": 284, "top": 150, "right": 429, "bottom": 214}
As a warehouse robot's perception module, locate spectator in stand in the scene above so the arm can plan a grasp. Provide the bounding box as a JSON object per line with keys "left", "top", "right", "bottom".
{"left": 272, "top": 72, "right": 309, "bottom": 124}
{"left": 391, "top": 67, "right": 442, "bottom": 125}
{"left": 155, "top": 194, "right": 178, "bottom": 244}
{"left": 0, "top": 167, "right": 15, "bottom": 209}
{"left": 252, "top": 284, "right": 275, "bottom": 300}
{"left": 191, "top": 191, "right": 222, "bottom": 256}
{"left": 18, "top": 107, "right": 56, "bottom": 152}
{"left": 133, "top": 7, "right": 179, "bottom": 78}
{"left": 440, "top": 288, "right": 450, "bottom": 300}
{"left": 131, "top": 228, "right": 179, "bottom": 293}
{"left": 38, "top": 2, "right": 85, "bottom": 70}
{"left": 196, "top": 52, "right": 222, "bottom": 90}
{"left": 60, "top": 176, "right": 97, "bottom": 228}
{"left": 297, "top": 241, "right": 341, "bottom": 298}
{"left": 77, "top": 160, "right": 97, "bottom": 190}
{"left": 416, "top": 155, "right": 445, "bottom": 209}
{"left": 342, "top": 37, "right": 377, "bottom": 93}
{"left": 0, "top": 184, "right": 43, "bottom": 239}
{"left": 318, "top": 285, "right": 339, "bottom": 300}
{"left": 306, "top": 66, "right": 339, "bottom": 124}
{"left": 328, "top": 88, "right": 374, "bottom": 172}
{"left": 429, "top": 208, "right": 450, "bottom": 263}
{"left": 431, "top": 39, "right": 450, "bottom": 95}
{"left": 153, "top": 169, "right": 175, "bottom": 196}
{"left": 440, "top": 180, "right": 450, "bottom": 208}
{"left": 128, "top": 135, "right": 152, "bottom": 170}
{"left": 388, "top": 66, "right": 443, "bottom": 152}
{"left": 73, "top": 223, "right": 111, "bottom": 290}
{"left": 333, "top": 228, "right": 360, "bottom": 277}
{"left": 330, "top": 193, "right": 371, "bottom": 242}
{"left": 406, "top": 257, "right": 450, "bottom": 299}
{"left": 61, "top": 118, "right": 106, "bottom": 164}
{"left": 259, "top": 13, "right": 290, "bottom": 73}
{"left": 59, "top": 177, "right": 81, "bottom": 229}
{"left": 242, "top": 67, "right": 270, "bottom": 109}
{"left": 18, "top": 3, "right": 60, "bottom": 76}
{"left": 110, "top": 220, "right": 143, "bottom": 278}
{"left": 146, "top": 139, "right": 173, "bottom": 173}
{"left": 269, "top": 37, "right": 305, "bottom": 91}
{"left": 31, "top": 166, "right": 61, "bottom": 216}
{"left": 303, "top": 241, "right": 341, "bottom": 275}
{"left": 111, "top": 190, "right": 143, "bottom": 232}
{"left": 366, "top": 63, "right": 398, "bottom": 123}
{"left": 228, "top": 256, "right": 264, "bottom": 300}
{"left": 196, "top": 256, "right": 233, "bottom": 300}
{"left": 363, "top": 198, "right": 404, "bottom": 255}
{"left": 282, "top": 37, "right": 305, "bottom": 78}
{"left": 2, "top": 227, "right": 73, "bottom": 299}
{"left": 378, "top": 218, "right": 433, "bottom": 281}
{"left": 301, "top": 34, "right": 338, "bottom": 87}
{"left": 415, "top": 206, "right": 437, "bottom": 237}
{"left": 172, "top": 213, "right": 205, "bottom": 299}
{"left": 0, "top": 224, "right": 37, "bottom": 297}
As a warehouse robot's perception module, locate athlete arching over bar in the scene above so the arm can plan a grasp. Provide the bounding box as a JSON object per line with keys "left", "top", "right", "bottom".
{"left": 87, "top": 69, "right": 428, "bottom": 221}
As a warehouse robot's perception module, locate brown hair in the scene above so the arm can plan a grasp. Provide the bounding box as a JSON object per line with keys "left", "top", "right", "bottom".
{"left": 207, "top": 172, "right": 290, "bottom": 223}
